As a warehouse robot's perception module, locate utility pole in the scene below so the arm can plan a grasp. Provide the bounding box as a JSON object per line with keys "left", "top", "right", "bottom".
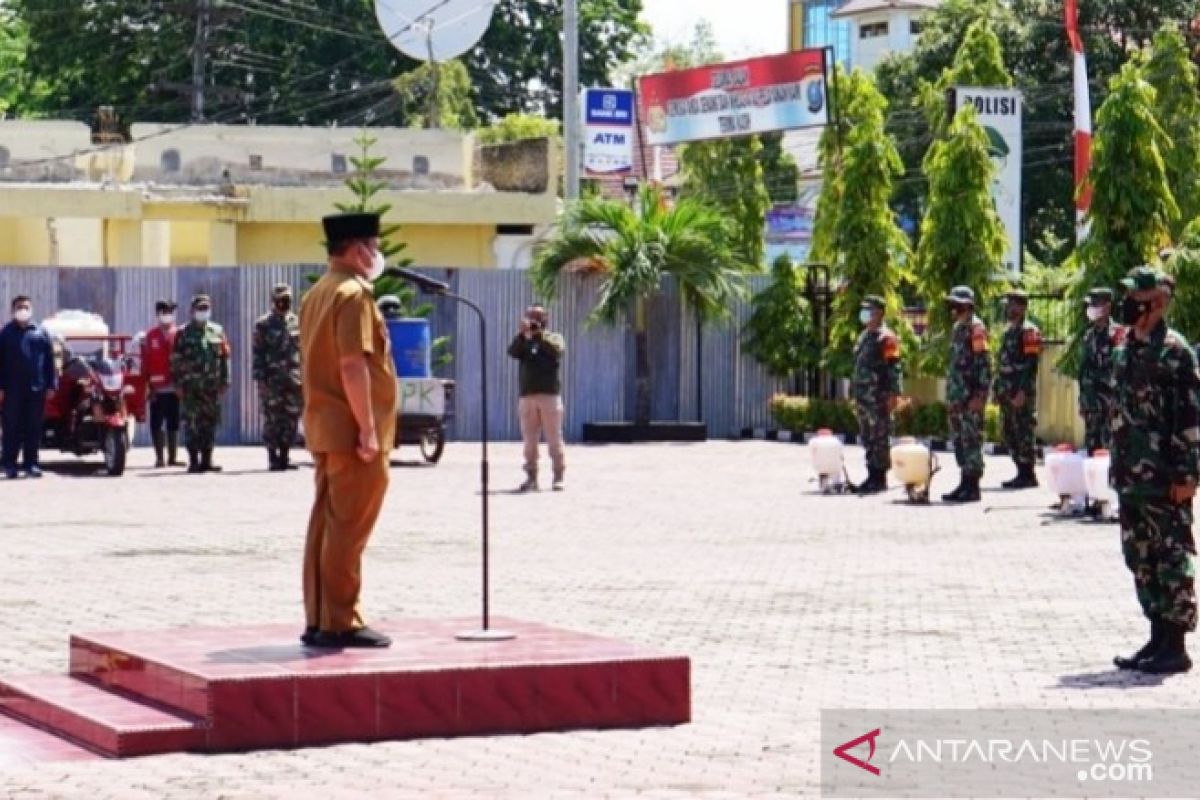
{"left": 191, "top": 0, "right": 211, "bottom": 121}
{"left": 563, "top": 0, "right": 580, "bottom": 200}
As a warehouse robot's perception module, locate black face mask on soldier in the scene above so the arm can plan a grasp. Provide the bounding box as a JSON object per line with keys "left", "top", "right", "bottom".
{"left": 1122, "top": 296, "right": 1153, "bottom": 326}
{"left": 276, "top": 300, "right": 292, "bottom": 313}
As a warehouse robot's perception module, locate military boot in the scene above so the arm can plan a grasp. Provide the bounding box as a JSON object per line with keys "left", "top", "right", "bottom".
{"left": 941, "top": 478, "right": 966, "bottom": 503}
{"left": 1002, "top": 464, "right": 1039, "bottom": 490}
{"left": 201, "top": 448, "right": 223, "bottom": 473}
{"left": 1137, "top": 621, "right": 1193, "bottom": 674}
{"left": 518, "top": 467, "right": 539, "bottom": 493}
{"left": 945, "top": 475, "right": 981, "bottom": 504}
{"left": 857, "top": 468, "right": 887, "bottom": 495}
{"left": 152, "top": 432, "right": 166, "bottom": 468}
{"left": 186, "top": 446, "right": 202, "bottom": 474}
{"left": 167, "top": 432, "right": 181, "bottom": 466}
{"left": 1114, "top": 616, "right": 1163, "bottom": 670}
{"left": 268, "top": 448, "right": 283, "bottom": 472}
{"left": 281, "top": 447, "right": 297, "bottom": 470}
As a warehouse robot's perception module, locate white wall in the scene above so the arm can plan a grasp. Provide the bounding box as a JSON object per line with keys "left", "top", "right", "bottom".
{"left": 849, "top": 9, "right": 926, "bottom": 73}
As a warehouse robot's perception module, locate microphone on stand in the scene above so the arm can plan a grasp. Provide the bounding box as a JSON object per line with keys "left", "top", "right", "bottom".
{"left": 383, "top": 267, "right": 449, "bottom": 295}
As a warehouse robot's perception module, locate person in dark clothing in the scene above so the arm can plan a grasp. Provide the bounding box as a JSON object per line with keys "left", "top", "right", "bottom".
{"left": 0, "top": 296, "right": 57, "bottom": 479}
{"left": 507, "top": 305, "right": 566, "bottom": 492}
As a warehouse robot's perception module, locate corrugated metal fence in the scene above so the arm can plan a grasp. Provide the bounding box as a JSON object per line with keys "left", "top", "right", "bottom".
{"left": 0, "top": 266, "right": 785, "bottom": 444}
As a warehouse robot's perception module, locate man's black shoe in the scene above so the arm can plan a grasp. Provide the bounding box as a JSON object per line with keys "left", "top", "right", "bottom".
{"left": 5, "top": 468, "right": 19, "bottom": 480}
{"left": 300, "top": 626, "right": 319, "bottom": 646}
{"left": 313, "top": 627, "right": 392, "bottom": 649}
{"left": 1115, "top": 617, "right": 1163, "bottom": 670}
{"left": 25, "top": 466, "right": 43, "bottom": 479}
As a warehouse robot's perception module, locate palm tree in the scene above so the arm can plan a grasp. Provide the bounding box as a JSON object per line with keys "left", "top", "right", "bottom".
{"left": 531, "top": 184, "right": 748, "bottom": 427}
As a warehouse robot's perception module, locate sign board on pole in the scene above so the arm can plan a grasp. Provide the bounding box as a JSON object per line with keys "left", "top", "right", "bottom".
{"left": 953, "top": 87, "right": 1023, "bottom": 274}
{"left": 583, "top": 88, "right": 635, "bottom": 176}
{"left": 638, "top": 49, "right": 830, "bottom": 146}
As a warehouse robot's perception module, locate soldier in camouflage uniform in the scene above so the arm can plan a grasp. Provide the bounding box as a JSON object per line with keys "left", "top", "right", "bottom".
{"left": 851, "top": 295, "right": 902, "bottom": 495}
{"left": 992, "top": 290, "right": 1042, "bottom": 489}
{"left": 942, "top": 286, "right": 991, "bottom": 504}
{"left": 1110, "top": 266, "right": 1198, "bottom": 674}
{"left": 253, "top": 284, "right": 302, "bottom": 471}
{"left": 1078, "top": 287, "right": 1125, "bottom": 455}
{"left": 171, "top": 294, "right": 231, "bottom": 474}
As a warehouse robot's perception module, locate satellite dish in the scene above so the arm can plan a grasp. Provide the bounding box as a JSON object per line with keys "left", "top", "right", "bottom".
{"left": 375, "top": 0, "right": 496, "bottom": 62}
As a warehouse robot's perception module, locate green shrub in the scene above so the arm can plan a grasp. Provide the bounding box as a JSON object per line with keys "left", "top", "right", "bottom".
{"left": 769, "top": 395, "right": 809, "bottom": 432}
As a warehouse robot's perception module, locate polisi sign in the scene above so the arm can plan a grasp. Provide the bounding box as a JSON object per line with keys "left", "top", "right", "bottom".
{"left": 583, "top": 88, "right": 635, "bottom": 176}
{"left": 953, "top": 86, "right": 1023, "bottom": 274}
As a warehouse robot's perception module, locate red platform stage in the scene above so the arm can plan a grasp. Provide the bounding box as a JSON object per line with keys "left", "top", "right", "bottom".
{"left": 0, "top": 618, "right": 690, "bottom": 759}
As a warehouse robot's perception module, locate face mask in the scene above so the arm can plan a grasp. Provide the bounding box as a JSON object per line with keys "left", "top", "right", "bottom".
{"left": 367, "top": 249, "right": 386, "bottom": 282}
{"left": 1121, "top": 296, "right": 1152, "bottom": 326}
{"left": 1085, "top": 306, "right": 1105, "bottom": 323}
{"left": 275, "top": 300, "right": 292, "bottom": 313}
{"left": 194, "top": 310, "right": 212, "bottom": 324}
{"left": 859, "top": 309, "right": 873, "bottom": 325}
{"left": 158, "top": 313, "right": 175, "bottom": 326}
{"left": 1006, "top": 306, "right": 1023, "bottom": 321}
{"left": 13, "top": 308, "right": 31, "bottom": 324}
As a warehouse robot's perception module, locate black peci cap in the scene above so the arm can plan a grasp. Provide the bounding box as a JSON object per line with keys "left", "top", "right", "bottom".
{"left": 155, "top": 299, "right": 178, "bottom": 313}
{"left": 322, "top": 213, "right": 381, "bottom": 247}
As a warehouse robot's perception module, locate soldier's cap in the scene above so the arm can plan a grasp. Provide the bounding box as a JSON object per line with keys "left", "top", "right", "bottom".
{"left": 1084, "top": 287, "right": 1115, "bottom": 305}
{"left": 322, "top": 212, "right": 380, "bottom": 246}
{"left": 1120, "top": 265, "right": 1169, "bottom": 293}
{"left": 944, "top": 286, "right": 976, "bottom": 305}
{"left": 1003, "top": 289, "right": 1029, "bottom": 304}
{"left": 191, "top": 294, "right": 211, "bottom": 309}
{"left": 155, "top": 299, "right": 177, "bottom": 313}
{"left": 271, "top": 283, "right": 293, "bottom": 300}
{"left": 860, "top": 295, "right": 886, "bottom": 311}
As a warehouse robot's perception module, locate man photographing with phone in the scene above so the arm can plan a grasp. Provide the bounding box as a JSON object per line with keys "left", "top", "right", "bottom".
{"left": 508, "top": 305, "right": 566, "bottom": 493}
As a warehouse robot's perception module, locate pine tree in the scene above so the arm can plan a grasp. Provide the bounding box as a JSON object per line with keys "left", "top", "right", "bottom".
{"left": 824, "top": 70, "right": 913, "bottom": 377}
{"left": 1146, "top": 25, "right": 1200, "bottom": 238}
{"left": 919, "top": 17, "right": 1014, "bottom": 135}
{"left": 915, "top": 105, "right": 1008, "bottom": 373}
{"left": 1076, "top": 59, "right": 1178, "bottom": 306}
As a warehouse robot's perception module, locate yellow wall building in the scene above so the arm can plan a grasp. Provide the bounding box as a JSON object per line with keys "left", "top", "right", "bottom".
{"left": 0, "top": 122, "right": 556, "bottom": 269}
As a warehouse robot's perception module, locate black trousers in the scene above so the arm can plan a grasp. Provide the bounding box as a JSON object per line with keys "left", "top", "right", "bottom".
{"left": 1, "top": 389, "right": 46, "bottom": 470}
{"left": 149, "top": 391, "right": 180, "bottom": 434}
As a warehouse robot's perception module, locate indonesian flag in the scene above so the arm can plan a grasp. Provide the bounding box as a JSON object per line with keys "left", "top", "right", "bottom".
{"left": 1066, "top": 0, "right": 1093, "bottom": 239}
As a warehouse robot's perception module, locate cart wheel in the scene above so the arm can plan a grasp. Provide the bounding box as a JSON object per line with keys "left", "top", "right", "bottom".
{"left": 420, "top": 427, "right": 445, "bottom": 464}
{"left": 103, "top": 428, "right": 128, "bottom": 476}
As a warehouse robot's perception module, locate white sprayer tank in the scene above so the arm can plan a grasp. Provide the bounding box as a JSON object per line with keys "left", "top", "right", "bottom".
{"left": 1045, "top": 444, "right": 1087, "bottom": 503}
{"left": 891, "top": 437, "right": 932, "bottom": 486}
{"left": 1084, "top": 449, "right": 1117, "bottom": 510}
{"left": 810, "top": 429, "right": 844, "bottom": 479}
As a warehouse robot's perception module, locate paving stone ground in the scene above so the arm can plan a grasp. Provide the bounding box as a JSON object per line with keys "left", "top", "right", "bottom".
{"left": 0, "top": 440, "right": 1195, "bottom": 798}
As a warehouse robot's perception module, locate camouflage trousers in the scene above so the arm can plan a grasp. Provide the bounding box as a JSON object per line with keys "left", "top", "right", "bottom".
{"left": 181, "top": 391, "right": 222, "bottom": 450}
{"left": 1119, "top": 495, "right": 1198, "bottom": 631}
{"left": 1082, "top": 407, "right": 1113, "bottom": 455}
{"left": 260, "top": 386, "right": 302, "bottom": 449}
{"left": 948, "top": 406, "right": 984, "bottom": 477}
{"left": 1000, "top": 401, "right": 1037, "bottom": 467}
{"left": 855, "top": 401, "right": 892, "bottom": 472}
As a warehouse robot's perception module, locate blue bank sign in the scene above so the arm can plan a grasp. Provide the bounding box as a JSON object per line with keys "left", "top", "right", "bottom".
{"left": 583, "top": 88, "right": 635, "bottom": 176}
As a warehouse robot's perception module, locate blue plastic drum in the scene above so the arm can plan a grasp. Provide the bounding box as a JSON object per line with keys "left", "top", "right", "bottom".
{"left": 387, "top": 318, "right": 432, "bottom": 378}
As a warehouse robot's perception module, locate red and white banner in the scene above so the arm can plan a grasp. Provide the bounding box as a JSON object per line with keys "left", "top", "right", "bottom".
{"left": 637, "top": 49, "right": 830, "bottom": 146}
{"left": 1066, "top": 0, "right": 1093, "bottom": 238}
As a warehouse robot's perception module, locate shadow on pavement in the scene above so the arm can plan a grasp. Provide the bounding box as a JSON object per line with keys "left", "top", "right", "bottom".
{"left": 1056, "top": 669, "right": 1169, "bottom": 690}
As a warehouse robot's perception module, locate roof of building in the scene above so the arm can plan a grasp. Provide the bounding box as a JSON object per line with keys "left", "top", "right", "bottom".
{"left": 831, "top": 0, "right": 941, "bottom": 19}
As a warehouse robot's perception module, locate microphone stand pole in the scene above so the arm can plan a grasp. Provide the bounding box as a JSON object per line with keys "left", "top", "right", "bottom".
{"left": 420, "top": 288, "right": 513, "bottom": 642}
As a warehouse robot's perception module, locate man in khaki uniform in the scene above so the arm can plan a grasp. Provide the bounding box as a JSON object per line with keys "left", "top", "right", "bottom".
{"left": 299, "top": 212, "right": 397, "bottom": 649}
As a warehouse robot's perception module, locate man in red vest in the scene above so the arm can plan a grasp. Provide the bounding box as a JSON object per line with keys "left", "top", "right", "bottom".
{"left": 141, "top": 299, "right": 181, "bottom": 468}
